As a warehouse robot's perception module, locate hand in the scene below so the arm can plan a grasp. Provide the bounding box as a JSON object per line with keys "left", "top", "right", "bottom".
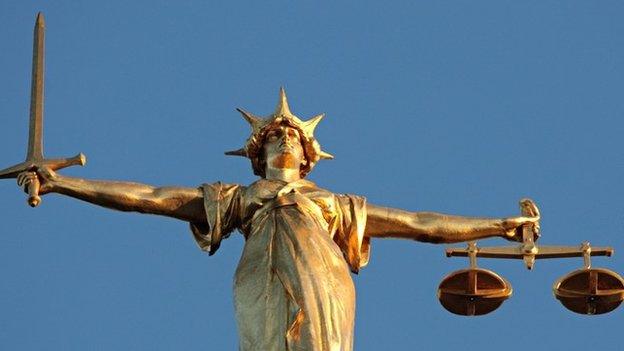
{"left": 16, "top": 166, "right": 58, "bottom": 195}
{"left": 501, "top": 215, "right": 540, "bottom": 242}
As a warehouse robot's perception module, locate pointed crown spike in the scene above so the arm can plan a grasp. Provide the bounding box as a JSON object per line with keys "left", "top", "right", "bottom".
{"left": 224, "top": 148, "right": 247, "bottom": 157}
{"left": 275, "top": 87, "right": 293, "bottom": 117}
{"left": 302, "top": 114, "right": 325, "bottom": 137}
{"left": 236, "top": 108, "right": 264, "bottom": 132}
{"left": 319, "top": 151, "right": 334, "bottom": 160}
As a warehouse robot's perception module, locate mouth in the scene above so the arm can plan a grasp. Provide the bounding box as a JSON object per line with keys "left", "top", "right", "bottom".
{"left": 279, "top": 143, "right": 295, "bottom": 151}
{"left": 279, "top": 149, "right": 295, "bottom": 157}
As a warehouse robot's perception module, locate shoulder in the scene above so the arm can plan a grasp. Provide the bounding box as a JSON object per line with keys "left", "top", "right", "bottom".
{"left": 198, "top": 182, "right": 245, "bottom": 200}
{"left": 199, "top": 181, "right": 244, "bottom": 190}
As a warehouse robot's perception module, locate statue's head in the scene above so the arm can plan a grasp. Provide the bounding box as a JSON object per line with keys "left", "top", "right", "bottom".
{"left": 225, "top": 88, "right": 333, "bottom": 178}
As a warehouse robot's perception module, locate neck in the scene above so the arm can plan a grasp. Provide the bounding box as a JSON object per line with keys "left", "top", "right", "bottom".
{"left": 265, "top": 167, "right": 301, "bottom": 183}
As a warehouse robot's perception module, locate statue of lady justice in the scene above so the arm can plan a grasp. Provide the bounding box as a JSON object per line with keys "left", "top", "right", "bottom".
{"left": 18, "top": 89, "right": 538, "bottom": 351}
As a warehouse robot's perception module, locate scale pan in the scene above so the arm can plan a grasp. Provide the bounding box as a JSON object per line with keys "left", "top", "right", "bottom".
{"left": 553, "top": 268, "right": 624, "bottom": 315}
{"left": 437, "top": 268, "right": 512, "bottom": 316}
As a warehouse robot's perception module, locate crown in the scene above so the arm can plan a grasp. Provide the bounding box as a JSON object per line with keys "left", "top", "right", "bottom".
{"left": 225, "top": 88, "right": 333, "bottom": 177}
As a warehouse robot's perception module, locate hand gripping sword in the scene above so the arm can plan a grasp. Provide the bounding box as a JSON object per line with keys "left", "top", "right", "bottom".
{"left": 0, "top": 13, "right": 86, "bottom": 207}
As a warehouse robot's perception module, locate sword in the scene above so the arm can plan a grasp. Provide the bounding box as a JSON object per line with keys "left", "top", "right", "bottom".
{"left": 0, "top": 13, "right": 86, "bottom": 207}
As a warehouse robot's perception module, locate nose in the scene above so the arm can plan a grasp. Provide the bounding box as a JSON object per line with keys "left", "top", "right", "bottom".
{"left": 280, "top": 132, "right": 294, "bottom": 145}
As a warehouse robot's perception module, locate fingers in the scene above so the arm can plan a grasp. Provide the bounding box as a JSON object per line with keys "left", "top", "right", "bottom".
{"left": 16, "top": 173, "right": 25, "bottom": 187}
{"left": 520, "top": 215, "right": 540, "bottom": 224}
{"left": 504, "top": 227, "right": 517, "bottom": 239}
{"left": 519, "top": 198, "right": 540, "bottom": 217}
{"left": 502, "top": 226, "right": 523, "bottom": 243}
{"left": 502, "top": 215, "right": 540, "bottom": 242}
{"left": 511, "top": 216, "right": 540, "bottom": 227}
{"left": 16, "top": 168, "right": 56, "bottom": 195}
{"left": 510, "top": 216, "right": 541, "bottom": 242}
{"left": 17, "top": 172, "right": 37, "bottom": 188}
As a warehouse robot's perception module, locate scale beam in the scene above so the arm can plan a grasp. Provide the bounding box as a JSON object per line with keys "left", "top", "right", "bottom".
{"left": 446, "top": 242, "right": 614, "bottom": 261}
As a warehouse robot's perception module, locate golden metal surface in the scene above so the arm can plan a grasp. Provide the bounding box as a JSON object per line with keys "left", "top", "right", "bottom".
{"left": 520, "top": 199, "right": 539, "bottom": 269}
{"left": 6, "top": 13, "right": 604, "bottom": 350}
{"left": 438, "top": 268, "right": 512, "bottom": 316}
{"left": 445, "top": 201, "right": 622, "bottom": 316}
{"left": 0, "top": 13, "right": 86, "bottom": 207}
{"left": 28, "top": 13, "right": 44, "bottom": 161}
{"left": 446, "top": 242, "right": 614, "bottom": 261}
{"left": 6, "top": 87, "right": 537, "bottom": 348}
{"left": 553, "top": 268, "right": 624, "bottom": 315}
{"left": 446, "top": 201, "right": 615, "bottom": 270}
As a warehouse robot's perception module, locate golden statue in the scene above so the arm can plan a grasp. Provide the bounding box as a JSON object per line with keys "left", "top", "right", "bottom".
{"left": 16, "top": 91, "right": 537, "bottom": 350}
{"left": 5, "top": 14, "right": 541, "bottom": 351}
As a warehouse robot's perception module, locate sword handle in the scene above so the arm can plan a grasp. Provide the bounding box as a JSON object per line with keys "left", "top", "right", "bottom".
{"left": 27, "top": 176, "right": 41, "bottom": 207}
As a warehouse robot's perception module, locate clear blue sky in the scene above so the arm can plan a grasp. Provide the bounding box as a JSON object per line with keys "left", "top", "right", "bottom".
{"left": 1, "top": 1, "right": 623, "bottom": 350}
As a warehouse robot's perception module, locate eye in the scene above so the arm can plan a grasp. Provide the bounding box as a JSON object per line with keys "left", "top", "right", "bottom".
{"left": 267, "top": 132, "right": 278, "bottom": 141}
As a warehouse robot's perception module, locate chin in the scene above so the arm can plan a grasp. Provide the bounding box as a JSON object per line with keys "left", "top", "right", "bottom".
{"left": 270, "top": 154, "right": 301, "bottom": 169}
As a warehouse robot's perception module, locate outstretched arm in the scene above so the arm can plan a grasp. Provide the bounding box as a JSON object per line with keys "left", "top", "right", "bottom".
{"left": 364, "top": 203, "right": 536, "bottom": 243}
{"left": 18, "top": 168, "right": 206, "bottom": 223}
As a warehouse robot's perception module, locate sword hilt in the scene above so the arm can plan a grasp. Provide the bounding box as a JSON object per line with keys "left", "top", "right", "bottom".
{"left": 27, "top": 176, "right": 41, "bottom": 207}
{"left": 27, "top": 153, "right": 87, "bottom": 207}
{"left": 0, "top": 153, "right": 87, "bottom": 179}
{"left": 1, "top": 152, "right": 87, "bottom": 207}
{"left": 44, "top": 153, "right": 87, "bottom": 171}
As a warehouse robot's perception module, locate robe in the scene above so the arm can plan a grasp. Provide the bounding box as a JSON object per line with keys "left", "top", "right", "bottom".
{"left": 189, "top": 178, "right": 370, "bottom": 351}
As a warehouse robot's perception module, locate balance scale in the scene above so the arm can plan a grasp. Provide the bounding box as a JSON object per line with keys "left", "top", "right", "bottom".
{"left": 439, "top": 199, "right": 624, "bottom": 316}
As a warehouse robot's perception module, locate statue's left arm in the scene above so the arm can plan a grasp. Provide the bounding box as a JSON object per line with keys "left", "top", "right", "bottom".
{"left": 364, "top": 203, "right": 536, "bottom": 243}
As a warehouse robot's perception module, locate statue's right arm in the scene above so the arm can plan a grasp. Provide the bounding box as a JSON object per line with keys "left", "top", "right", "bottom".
{"left": 17, "top": 168, "right": 206, "bottom": 224}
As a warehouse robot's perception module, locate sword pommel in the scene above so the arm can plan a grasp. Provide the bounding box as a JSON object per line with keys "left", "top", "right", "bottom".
{"left": 27, "top": 177, "right": 41, "bottom": 207}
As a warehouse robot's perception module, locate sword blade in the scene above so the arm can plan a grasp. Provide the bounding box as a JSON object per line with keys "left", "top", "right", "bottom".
{"left": 27, "top": 13, "right": 45, "bottom": 161}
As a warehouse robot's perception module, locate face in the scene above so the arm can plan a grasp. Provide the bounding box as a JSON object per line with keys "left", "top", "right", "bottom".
{"left": 262, "top": 126, "right": 305, "bottom": 170}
